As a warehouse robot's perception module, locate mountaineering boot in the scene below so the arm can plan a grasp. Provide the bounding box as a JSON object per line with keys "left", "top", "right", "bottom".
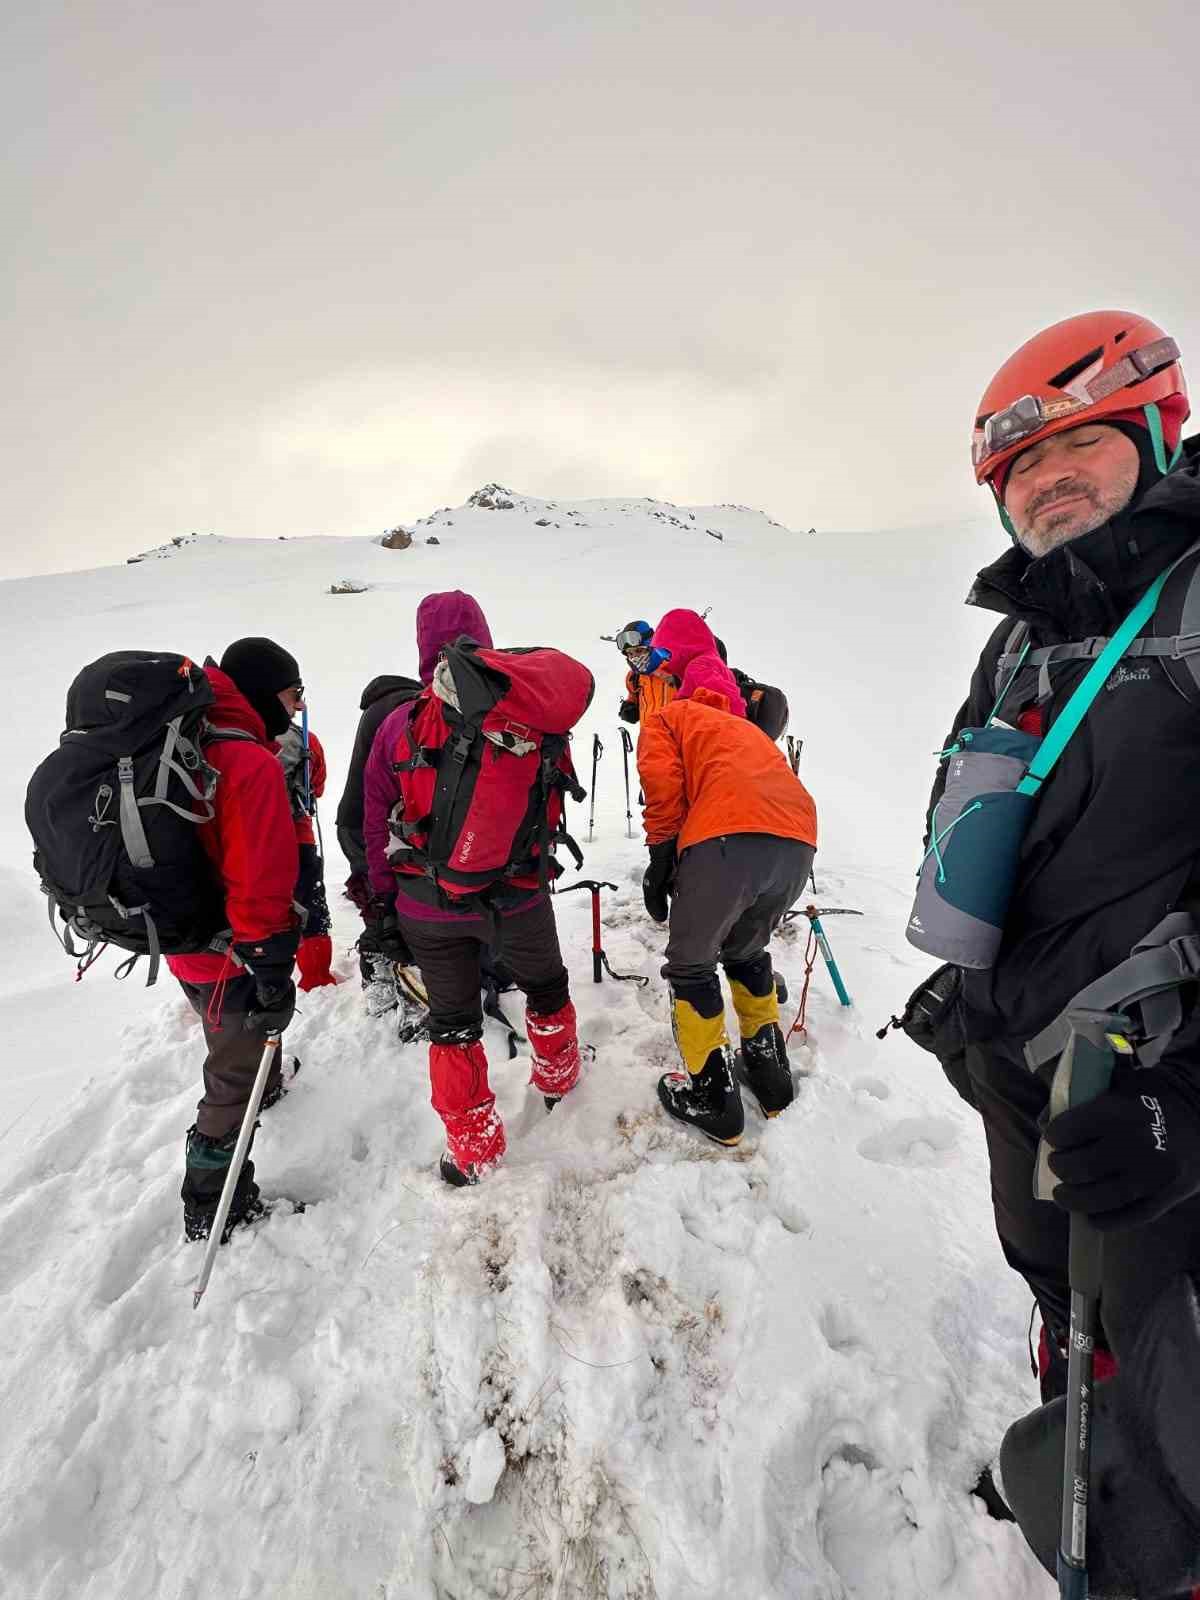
{"left": 181, "top": 1124, "right": 262, "bottom": 1242}
{"left": 658, "top": 1046, "right": 745, "bottom": 1145}
{"left": 725, "top": 953, "right": 792, "bottom": 1116}
{"left": 737, "top": 1023, "right": 794, "bottom": 1117}
{"left": 439, "top": 1151, "right": 481, "bottom": 1187}
{"left": 527, "top": 1000, "right": 582, "bottom": 1106}
{"left": 661, "top": 977, "right": 742, "bottom": 1142}
{"left": 429, "top": 1036, "right": 506, "bottom": 1185}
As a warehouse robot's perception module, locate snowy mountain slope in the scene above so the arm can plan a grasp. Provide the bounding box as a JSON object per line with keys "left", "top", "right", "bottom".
{"left": 0, "top": 491, "right": 1053, "bottom": 1599}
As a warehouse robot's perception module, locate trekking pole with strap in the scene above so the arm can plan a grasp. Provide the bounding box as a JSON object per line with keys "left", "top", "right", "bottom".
{"left": 192, "top": 1029, "right": 281, "bottom": 1310}
{"left": 588, "top": 734, "right": 602, "bottom": 842}
{"left": 560, "top": 879, "right": 648, "bottom": 985}
{"left": 619, "top": 727, "right": 634, "bottom": 838}
{"left": 1045, "top": 1008, "right": 1132, "bottom": 1600}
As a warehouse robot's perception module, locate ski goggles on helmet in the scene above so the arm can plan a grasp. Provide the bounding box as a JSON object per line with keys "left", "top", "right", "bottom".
{"left": 973, "top": 336, "right": 1181, "bottom": 474}
{"left": 616, "top": 625, "right": 651, "bottom": 652}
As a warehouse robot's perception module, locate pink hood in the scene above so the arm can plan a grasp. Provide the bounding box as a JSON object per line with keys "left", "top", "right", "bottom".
{"left": 652, "top": 609, "right": 746, "bottom": 718}
{"left": 416, "top": 591, "right": 493, "bottom": 683}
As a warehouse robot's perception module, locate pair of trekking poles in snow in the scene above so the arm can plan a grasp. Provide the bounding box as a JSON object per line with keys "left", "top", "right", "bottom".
{"left": 587, "top": 730, "right": 636, "bottom": 843}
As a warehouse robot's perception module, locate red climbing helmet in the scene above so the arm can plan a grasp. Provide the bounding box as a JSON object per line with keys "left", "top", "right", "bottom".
{"left": 972, "top": 310, "right": 1188, "bottom": 490}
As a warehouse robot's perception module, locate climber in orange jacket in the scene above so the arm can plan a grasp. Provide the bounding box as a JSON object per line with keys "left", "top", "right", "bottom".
{"left": 615, "top": 619, "right": 677, "bottom": 725}
{"left": 638, "top": 608, "right": 817, "bottom": 1145}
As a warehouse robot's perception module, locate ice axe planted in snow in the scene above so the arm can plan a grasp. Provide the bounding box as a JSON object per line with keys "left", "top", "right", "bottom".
{"left": 783, "top": 905, "right": 860, "bottom": 1041}
{"left": 559, "top": 879, "right": 648, "bottom": 985}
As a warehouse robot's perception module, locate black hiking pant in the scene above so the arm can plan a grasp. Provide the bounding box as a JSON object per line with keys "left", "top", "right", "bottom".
{"left": 178, "top": 973, "right": 285, "bottom": 1138}
{"left": 397, "top": 894, "right": 569, "bottom": 1040}
{"left": 664, "top": 833, "right": 814, "bottom": 1002}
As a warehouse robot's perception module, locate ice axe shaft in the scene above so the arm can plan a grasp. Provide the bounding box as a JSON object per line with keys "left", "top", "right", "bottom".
{"left": 192, "top": 1031, "right": 281, "bottom": 1310}
{"left": 559, "top": 879, "right": 647, "bottom": 985}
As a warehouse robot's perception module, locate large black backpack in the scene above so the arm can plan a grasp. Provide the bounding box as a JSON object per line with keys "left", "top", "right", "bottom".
{"left": 25, "top": 652, "right": 239, "bottom": 983}
{"left": 731, "top": 667, "right": 790, "bottom": 741}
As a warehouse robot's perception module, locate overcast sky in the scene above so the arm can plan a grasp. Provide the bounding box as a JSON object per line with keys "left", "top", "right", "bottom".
{"left": 3, "top": 0, "right": 1198, "bottom": 579}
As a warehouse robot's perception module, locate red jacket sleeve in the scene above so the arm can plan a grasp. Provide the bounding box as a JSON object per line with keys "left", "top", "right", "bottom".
{"left": 308, "top": 730, "right": 328, "bottom": 801}
{"left": 637, "top": 709, "right": 687, "bottom": 844}
{"left": 210, "top": 743, "right": 299, "bottom": 943}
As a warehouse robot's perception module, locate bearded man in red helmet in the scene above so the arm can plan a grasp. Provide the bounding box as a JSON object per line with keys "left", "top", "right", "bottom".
{"left": 923, "top": 311, "right": 1200, "bottom": 1594}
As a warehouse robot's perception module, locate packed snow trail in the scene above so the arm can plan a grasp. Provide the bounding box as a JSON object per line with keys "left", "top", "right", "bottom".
{"left": 0, "top": 493, "right": 1054, "bottom": 1596}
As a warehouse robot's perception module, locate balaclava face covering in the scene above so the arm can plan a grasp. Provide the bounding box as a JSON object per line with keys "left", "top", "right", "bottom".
{"left": 219, "top": 636, "right": 301, "bottom": 739}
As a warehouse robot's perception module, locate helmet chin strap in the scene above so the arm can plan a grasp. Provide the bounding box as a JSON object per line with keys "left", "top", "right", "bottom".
{"left": 1144, "top": 401, "right": 1184, "bottom": 476}
{"left": 991, "top": 402, "right": 1183, "bottom": 544}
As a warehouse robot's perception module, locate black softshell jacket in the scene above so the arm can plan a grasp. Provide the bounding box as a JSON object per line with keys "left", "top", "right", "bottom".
{"left": 335, "top": 674, "right": 423, "bottom": 875}
{"left": 934, "top": 454, "right": 1200, "bottom": 1079}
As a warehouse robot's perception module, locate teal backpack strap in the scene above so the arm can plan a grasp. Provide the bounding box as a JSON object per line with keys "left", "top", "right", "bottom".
{"left": 1017, "top": 542, "right": 1200, "bottom": 796}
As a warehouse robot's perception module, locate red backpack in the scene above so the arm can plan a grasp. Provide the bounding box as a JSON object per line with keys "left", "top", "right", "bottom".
{"left": 386, "top": 641, "right": 593, "bottom": 911}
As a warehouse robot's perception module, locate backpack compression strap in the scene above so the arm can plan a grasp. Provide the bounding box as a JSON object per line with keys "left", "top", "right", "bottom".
{"left": 1024, "top": 912, "right": 1200, "bottom": 1074}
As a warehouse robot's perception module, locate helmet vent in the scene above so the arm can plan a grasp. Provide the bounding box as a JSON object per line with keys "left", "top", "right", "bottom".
{"left": 1048, "top": 347, "right": 1103, "bottom": 391}
{"left": 1114, "top": 329, "right": 1128, "bottom": 344}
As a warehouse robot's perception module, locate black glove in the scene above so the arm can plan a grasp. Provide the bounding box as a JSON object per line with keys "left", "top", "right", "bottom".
{"left": 233, "top": 932, "right": 299, "bottom": 1034}
{"left": 1044, "top": 1068, "right": 1200, "bottom": 1231}
{"left": 618, "top": 698, "right": 640, "bottom": 726}
{"left": 363, "top": 896, "right": 414, "bottom": 964}
{"left": 642, "top": 838, "right": 678, "bottom": 924}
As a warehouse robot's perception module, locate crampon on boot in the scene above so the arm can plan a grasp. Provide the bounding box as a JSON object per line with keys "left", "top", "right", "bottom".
{"left": 658, "top": 1047, "right": 744, "bottom": 1146}
{"left": 736, "top": 1023, "right": 794, "bottom": 1117}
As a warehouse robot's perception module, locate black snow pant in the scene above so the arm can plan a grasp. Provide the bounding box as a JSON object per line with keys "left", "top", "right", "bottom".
{"left": 178, "top": 973, "right": 285, "bottom": 1138}
{"left": 663, "top": 833, "right": 814, "bottom": 1018}
{"left": 396, "top": 893, "right": 569, "bottom": 1042}
{"left": 970, "top": 1035, "right": 1200, "bottom": 1596}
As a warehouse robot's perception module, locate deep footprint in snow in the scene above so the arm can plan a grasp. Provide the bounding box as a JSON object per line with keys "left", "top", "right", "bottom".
{"left": 816, "top": 1300, "right": 871, "bottom": 1357}
{"left": 851, "top": 1075, "right": 890, "bottom": 1101}
{"left": 856, "top": 1117, "right": 958, "bottom": 1168}
{"left": 817, "top": 1446, "right": 917, "bottom": 1596}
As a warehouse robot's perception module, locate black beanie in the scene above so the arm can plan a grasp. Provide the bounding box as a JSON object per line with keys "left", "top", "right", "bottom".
{"left": 1106, "top": 417, "right": 1178, "bottom": 505}
{"left": 220, "top": 636, "right": 301, "bottom": 738}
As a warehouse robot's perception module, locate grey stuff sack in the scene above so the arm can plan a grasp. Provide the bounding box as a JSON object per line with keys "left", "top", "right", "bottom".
{"left": 906, "top": 724, "right": 1041, "bottom": 970}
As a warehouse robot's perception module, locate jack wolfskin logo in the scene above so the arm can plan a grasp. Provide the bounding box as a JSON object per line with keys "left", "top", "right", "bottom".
{"left": 1105, "top": 664, "right": 1152, "bottom": 692}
